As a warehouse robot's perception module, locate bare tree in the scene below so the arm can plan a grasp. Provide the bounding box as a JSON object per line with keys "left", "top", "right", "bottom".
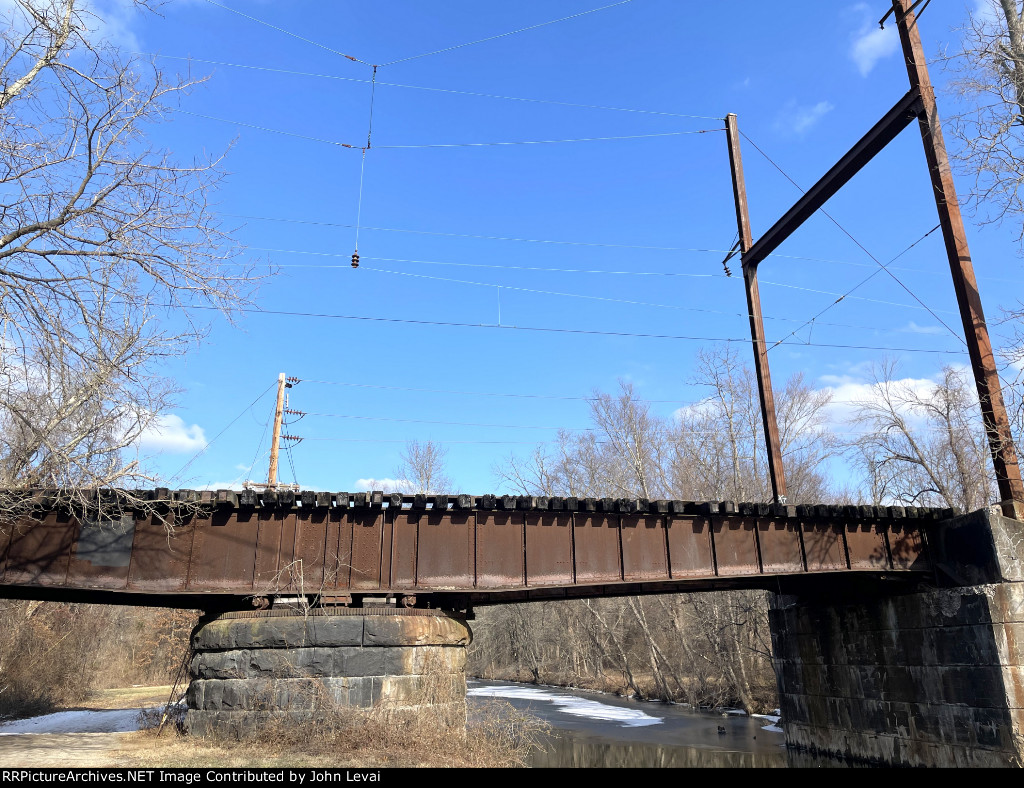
{"left": 670, "top": 345, "right": 837, "bottom": 503}
{"left": 851, "top": 361, "right": 996, "bottom": 512}
{"left": 394, "top": 439, "right": 454, "bottom": 494}
{"left": 0, "top": 1, "right": 264, "bottom": 517}
{"left": 941, "top": 1, "right": 1024, "bottom": 234}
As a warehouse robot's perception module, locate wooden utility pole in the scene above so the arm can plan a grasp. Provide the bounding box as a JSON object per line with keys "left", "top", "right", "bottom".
{"left": 267, "top": 372, "right": 287, "bottom": 488}
{"left": 892, "top": 0, "right": 1024, "bottom": 519}
{"left": 726, "top": 113, "right": 788, "bottom": 504}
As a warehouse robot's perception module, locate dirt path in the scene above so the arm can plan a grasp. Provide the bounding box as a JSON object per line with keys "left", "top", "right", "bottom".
{"left": 0, "top": 686, "right": 174, "bottom": 768}
{"left": 0, "top": 732, "right": 125, "bottom": 767}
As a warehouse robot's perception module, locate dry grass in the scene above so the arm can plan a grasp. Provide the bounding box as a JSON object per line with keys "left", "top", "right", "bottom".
{"left": 80, "top": 686, "right": 175, "bottom": 711}
{"left": 114, "top": 694, "right": 549, "bottom": 769}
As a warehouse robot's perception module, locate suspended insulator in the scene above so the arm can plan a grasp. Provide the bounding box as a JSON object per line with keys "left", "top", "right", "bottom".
{"left": 351, "top": 250, "right": 360, "bottom": 268}
{"left": 287, "top": 376, "right": 301, "bottom": 384}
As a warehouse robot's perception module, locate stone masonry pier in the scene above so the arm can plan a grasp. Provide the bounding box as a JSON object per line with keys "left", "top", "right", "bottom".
{"left": 770, "top": 509, "right": 1024, "bottom": 766}
{"left": 185, "top": 609, "right": 470, "bottom": 738}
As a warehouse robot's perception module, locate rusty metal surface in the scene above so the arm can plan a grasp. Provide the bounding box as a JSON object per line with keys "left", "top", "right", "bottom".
{"left": 0, "top": 493, "right": 944, "bottom": 603}
{"left": 415, "top": 512, "right": 474, "bottom": 589}
{"left": 476, "top": 512, "right": 523, "bottom": 588}
{"left": 253, "top": 511, "right": 285, "bottom": 594}
{"left": 893, "top": 0, "right": 1024, "bottom": 519}
{"left": 525, "top": 513, "right": 574, "bottom": 586}
{"left": 389, "top": 512, "right": 419, "bottom": 589}
{"left": 758, "top": 516, "right": 803, "bottom": 574}
{"left": 620, "top": 515, "right": 668, "bottom": 581}
{"left": 888, "top": 522, "right": 927, "bottom": 571}
{"left": 188, "top": 511, "right": 258, "bottom": 591}
{"left": 349, "top": 510, "right": 383, "bottom": 590}
{"left": 803, "top": 521, "right": 847, "bottom": 572}
{"left": 127, "top": 513, "right": 194, "bottom": 593}
{"left": 3, "top": 511, "right": 75, "bottom": 586}
{"left": 573, "top": 514, "right": 620, "bottom": 584}
{"left": 325, "top": 509, "right": 353, "bottom": 591}
{"left": 65, "top": 513, "right": 134, "bottom": 590}
{"left": 666, "top": 515, "right": 714, "bottom": 578}
{"left": 713, "top": 516, "right": 760, "bottom": 576}
{"left": 293, "top": 510, "right": 328, "bottom": 593}
{"left": 846, "top": 521, "right": 889, "bottom": 570}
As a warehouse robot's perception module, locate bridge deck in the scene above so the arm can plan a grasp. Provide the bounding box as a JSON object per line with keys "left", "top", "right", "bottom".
{"left": 0, "top": 491, "right": 943, "bottom": 608}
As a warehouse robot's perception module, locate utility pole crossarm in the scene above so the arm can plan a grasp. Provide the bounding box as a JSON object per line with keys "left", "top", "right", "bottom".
{"left": 743, "top": 88, "right": 923, "bottom": 270}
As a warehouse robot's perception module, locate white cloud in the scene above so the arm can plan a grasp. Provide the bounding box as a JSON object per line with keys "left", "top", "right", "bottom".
{"left": 849, "top": 3, "right": 899, "bottom": 76}
{"left": 137, "top": 414, "right": 207, "bottom": 453}
{"left": 355, "top": 477, "right": 407, "bottom": 492}
{"left": 775, "top": 100, "right": 835, "bottom": 136}
{"left": 196, "top": 481, "right": 247, "bottom": 491}
{"left": 820, "top": 374, "right": 936, "bottom": 430}
{"left": 817, "top": 364, "right": 977, "bottom": 434}
{"left": 899, "top": 321, "right": 946, "bottom": 335}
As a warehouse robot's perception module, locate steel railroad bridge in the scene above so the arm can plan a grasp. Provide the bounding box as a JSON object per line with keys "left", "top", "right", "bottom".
{"left": 5, "top": 487, "right": 1024, "bottom": 767}
{"left": 0, "top": 488, "right": 942, "bottom": 610}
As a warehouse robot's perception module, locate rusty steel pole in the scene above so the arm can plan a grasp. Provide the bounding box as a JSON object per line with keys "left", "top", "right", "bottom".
{"left": 267, "top": 372, "right": 287, "bottom": 487}
{"left": 892, "top": 0, "right": 1024, "bottom": 520}
{"left": 725, "top": 113, "right": 788, "bottom": 504}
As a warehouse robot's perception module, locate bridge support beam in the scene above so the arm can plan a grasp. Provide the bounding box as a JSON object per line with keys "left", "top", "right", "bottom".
{"left": 770, "top": 508, "right": 1024, "bottom": 767}
{"left": 184, "top": 609, "right": 471, "bottom": 739}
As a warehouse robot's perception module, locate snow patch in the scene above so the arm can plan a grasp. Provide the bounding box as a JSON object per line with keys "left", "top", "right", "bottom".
{"left": 0, "top": 708, "right": 158, "bottom": 735}
{"left": 467, "top": 684, "right": 662, "bottom": 727}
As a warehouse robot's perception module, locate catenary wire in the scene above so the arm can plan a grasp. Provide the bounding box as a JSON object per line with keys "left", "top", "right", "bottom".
{"left": 242, "top": 247, "right": 959, "bottom": 315}
{"left": 223, "top": 212, "right": 940, "bottom": 271}
{"left": 380, "top": 0, "right": 638, "bottom": 66}
{"left": 141, "top": 53, "right": 723, "bottom": 120}
{"left": 173, "top": 302, "right": 964, "bottom": 354}
{"left": 768, "top": 224, "right": 942, "bottom": 351}
{"left": 202, "top": 0, "right": 370, "bottom": 63}
{"left": 739, "top": 130, "right": 967, "bottom": 346}
{"left": 142, "top": 52, "right": 720, "bottom": 119}
{"left": 359, "top": 264, "right": 901, "bottom": 333}
{"left": 173, "top": 109, "right": 716, "bottom": 148}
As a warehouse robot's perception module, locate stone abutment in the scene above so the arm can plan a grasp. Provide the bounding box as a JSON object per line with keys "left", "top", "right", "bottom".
{"left": 770, "top": 509, "right": 1024, "bottom": 767}
{"left": 184, "top": 608, "right": 470, "bottom": 738}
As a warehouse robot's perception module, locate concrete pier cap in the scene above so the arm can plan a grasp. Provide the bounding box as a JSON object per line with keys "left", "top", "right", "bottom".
{"left": 184, "top": 608, "right": 471, "bottom": 739}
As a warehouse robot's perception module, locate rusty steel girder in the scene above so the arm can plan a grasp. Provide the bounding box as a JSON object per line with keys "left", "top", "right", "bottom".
{"left": 0, "top": 491, "right": 941, "bottom": 607}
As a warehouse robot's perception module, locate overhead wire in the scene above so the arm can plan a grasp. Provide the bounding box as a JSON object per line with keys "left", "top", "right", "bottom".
{"left": 142, "top": 53, "right": 722, "bottom": 120}
{"left": 379, "top": 0, "right": 639, "bottom": 66}
{"left": 353, "top": 65, "right": 380, "bottom": 260}
{"left": 167, "top": 381, "right": 277, "bottom": 485}
{"left": 301, "top": 412, "right": 593, "bottom": 431}
{"left": 768, "top": 223, "right": 942, "bottom": 351}
{"left": 202, "top": 0, "right": 370, "bottom": 63}
{"left": 174, "top": 302, "right": 964, "bottom": 354}
{"left": 374, "top": 130, "right": 720, "bottom": 148}
{"left": 223, "top": 212, "right": 943, "bottom": 272}
{"left": 173, "top": 108, "right": 717, "bottom": 148}
{"left": 359, "top": 264, "right": 911, "bottom": 333}
{"left": 739, "top": 130, "right": 967, "bottom": 346}
{"left": 299, "top": 379, "right": 688, "bottom": 402}
{"left": 240, "top": 247, "right": 959, "bottom": 315}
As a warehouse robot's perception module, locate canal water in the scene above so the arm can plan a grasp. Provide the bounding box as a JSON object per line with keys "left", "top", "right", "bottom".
{"left": 467, "top": 679, "right": 853, "bottom": 768}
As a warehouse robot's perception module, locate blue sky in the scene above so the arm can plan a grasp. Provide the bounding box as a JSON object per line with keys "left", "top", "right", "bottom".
{"left": 102, "top": 0, "right": 1021, "bottom": 495}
